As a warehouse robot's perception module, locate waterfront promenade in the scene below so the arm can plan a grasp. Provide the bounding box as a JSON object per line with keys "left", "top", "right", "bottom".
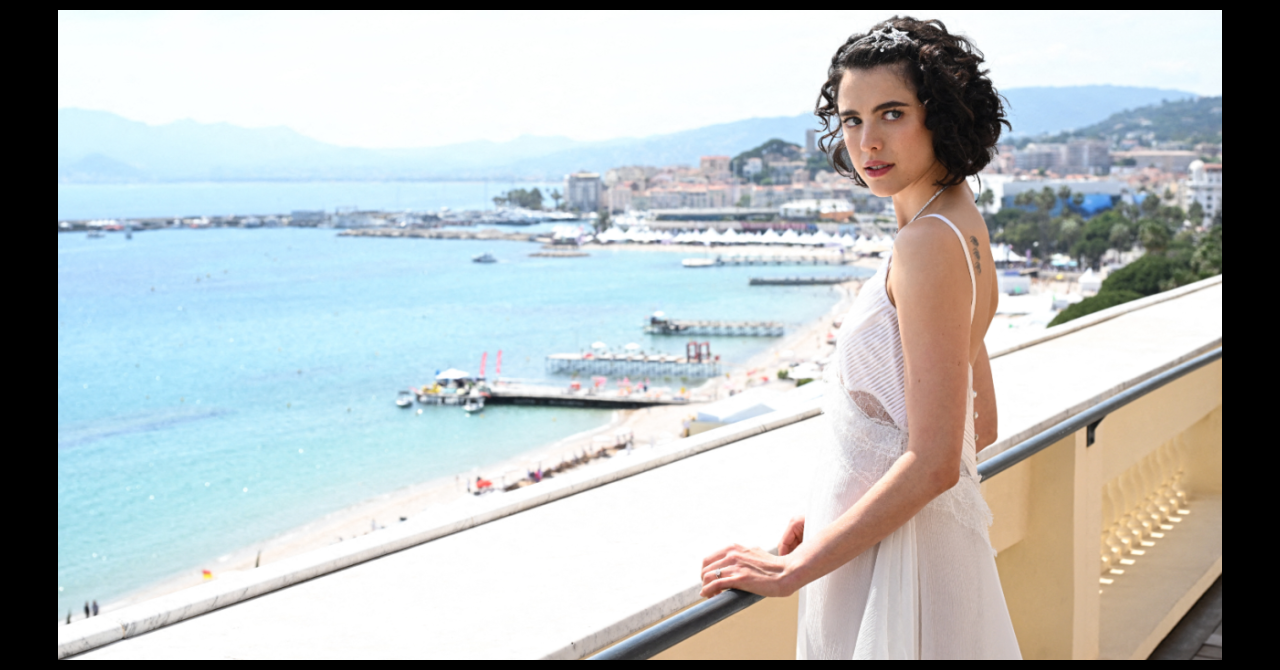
{"left": 62, "top": 277, "right": 1221, "bottom": 659}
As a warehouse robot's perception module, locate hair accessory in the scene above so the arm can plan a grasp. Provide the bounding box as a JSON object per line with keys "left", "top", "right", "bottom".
{"left": 855, "top": 26, "right": 914, "bottom": 52}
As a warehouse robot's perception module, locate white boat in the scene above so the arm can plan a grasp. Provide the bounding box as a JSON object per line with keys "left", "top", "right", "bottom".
{"left": 395, "top": 390, "right": 414, "bottom": 408}
{"left": 682, "top": 258, "right": 718, "bottom": 268}
{"left": 463, "top": 396, "right": 485, "bottom": 413}
{"left": 472, "top": 252, "right": 497, "bottom": 263}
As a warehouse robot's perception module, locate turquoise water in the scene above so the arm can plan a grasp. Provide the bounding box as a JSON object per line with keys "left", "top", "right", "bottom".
{"left": 57, "top": 180, "right": 560, "bottom": 220}
{"left": 57, "top": 227, "right": 866, "bottom": 618}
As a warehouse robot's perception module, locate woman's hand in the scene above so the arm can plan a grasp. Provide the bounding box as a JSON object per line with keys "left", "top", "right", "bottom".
{"left": 778, "top": 515, "right": 805, "bottom": 556}
{"left": 700, "top": 544, "right": 797, "bottom": 599}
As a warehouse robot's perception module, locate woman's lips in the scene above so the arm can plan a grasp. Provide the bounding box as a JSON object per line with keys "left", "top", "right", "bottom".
{"left": 865, "top": 163, "right": 895, "bottom": 178}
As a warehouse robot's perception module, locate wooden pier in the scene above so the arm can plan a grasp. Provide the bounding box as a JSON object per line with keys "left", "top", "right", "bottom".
{"left": 718, "top": 254, "right": 847, "bottom": 266}
{"left": 749, "top": 276, "right": 857, "bottom": 286}
{"left": 546, "top": 353, "right": 721, "bottom": 378}
{"left": 645, "top": 317, "right": 783, "bottom": 337}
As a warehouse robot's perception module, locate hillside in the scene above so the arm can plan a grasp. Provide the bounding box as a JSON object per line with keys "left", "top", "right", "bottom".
{"left": 1043, "top": 96, "right": 1222, "bottom": 145}
{"left": 57, "top": 85, "right": 1203, "bottom": 183}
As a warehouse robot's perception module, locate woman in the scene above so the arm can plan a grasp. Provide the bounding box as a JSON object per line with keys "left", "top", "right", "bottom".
{"left": 699, "top": 17, "right": 1021, "bottom": 659}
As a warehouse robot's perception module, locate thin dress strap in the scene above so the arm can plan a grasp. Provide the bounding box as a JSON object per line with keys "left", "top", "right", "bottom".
{"left": 915, "top": 214, "right": 976, "bottom": 323}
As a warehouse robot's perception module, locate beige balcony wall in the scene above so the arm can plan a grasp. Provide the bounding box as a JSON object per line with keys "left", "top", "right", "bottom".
{"left": 649, "top": 359, "right": 1221, "bottom": 660}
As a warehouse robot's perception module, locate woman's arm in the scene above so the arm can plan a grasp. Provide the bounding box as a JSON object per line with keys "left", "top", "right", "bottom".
{"left": 700, "top": 220, "right": 973, "bottom": 598}
{"left": 973, "top": 343, "right": 998, "bottom": 451}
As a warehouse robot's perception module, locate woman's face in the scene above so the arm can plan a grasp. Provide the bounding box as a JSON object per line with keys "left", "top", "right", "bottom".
{"left": 837, "top": 65, "right": 937, "bottom": 197}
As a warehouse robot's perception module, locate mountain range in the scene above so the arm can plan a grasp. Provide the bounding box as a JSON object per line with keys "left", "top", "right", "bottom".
{"left": 59, "top": 85, "right": 1197, "bottom": 183}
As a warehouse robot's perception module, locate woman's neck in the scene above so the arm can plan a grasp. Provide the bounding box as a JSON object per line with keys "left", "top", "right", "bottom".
{"left": 891, "top": 162, "right": 955, "bottom": 229}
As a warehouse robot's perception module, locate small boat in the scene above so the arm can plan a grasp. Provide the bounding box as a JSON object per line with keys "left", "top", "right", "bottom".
{"left": 472, "top": 252, "right": 497, "bottom": 263}
{"left": 682, "top": 258, "right": 718, "bottom": 268}
{"left": 87, "top": 231, "right": 104, "bottom": 239}
{"left": 463, "top": 396, "right": 485, "bottom": 413}
{"left": 395, "top": 390, "right": 414, "bottom": 408}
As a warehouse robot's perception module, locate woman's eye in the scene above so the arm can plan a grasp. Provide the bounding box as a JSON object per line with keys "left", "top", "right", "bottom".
{"left": 843, "top": 117, "right": 862, "bottom": 127}
{"left": 884, "top": 109, "right": 903, "bottom": 120}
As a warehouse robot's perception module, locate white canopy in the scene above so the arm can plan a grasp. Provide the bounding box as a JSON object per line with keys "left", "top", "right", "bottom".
{"left": 436, "top": 368, "right": 472, "bottom": 381}
{"left": 779, "top": 229, "right": 800, "bottom": 244}
{"left": 760, "top": 229, "right": 781, "bottom": 243}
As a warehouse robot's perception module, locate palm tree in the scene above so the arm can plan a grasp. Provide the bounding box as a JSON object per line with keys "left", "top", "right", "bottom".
{"left": 977, "top": 188, "right": 995, "bottom": 215}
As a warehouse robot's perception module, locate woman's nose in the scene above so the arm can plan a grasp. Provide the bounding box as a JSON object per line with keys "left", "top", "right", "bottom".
{"left": 859, "top": 127, "right": 881, "bottom": 155}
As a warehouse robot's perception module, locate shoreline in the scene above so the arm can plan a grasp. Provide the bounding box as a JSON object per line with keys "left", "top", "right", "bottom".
{"left": 65, "top": 275, "right": 864, "bottom": 624}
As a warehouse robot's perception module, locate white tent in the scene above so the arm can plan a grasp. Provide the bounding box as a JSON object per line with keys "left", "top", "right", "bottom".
{"left": 720, "top": 228, "right": 741, "bottom": 244}
{"left": 595, "top": 227, "right": 627, "bottom": 243}
{"left": 760, "top": 229, "right": 782, "bottom": 244}
{"left": 779, "top": 229, "right": 800, "bottom": 244}
{"left": 811, "top": 230, "right": 833, "bottom": 245}
{"left": 436, "top": 368, "right": 472, "bottom": 381}
{"left": 839, "top": 233, "right": 857, "bottom": 247}
{"left": 699, "top": 229, "right": 723, "bottom": 245}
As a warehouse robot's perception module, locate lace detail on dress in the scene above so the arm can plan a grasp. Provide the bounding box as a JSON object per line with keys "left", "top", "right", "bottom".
{"left": 819, "top": 367, "right": 993, "bottom": 543}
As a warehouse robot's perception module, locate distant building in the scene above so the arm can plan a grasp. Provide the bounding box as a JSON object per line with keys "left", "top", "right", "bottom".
{"left": 1066, "top": 140, "right": 1111, "bottom": 176}
{"left": 805, "top": 129, "right": 817, "bottom": 155}
{"left": 565, "top": 172, "right": 602, "bottom": 213}
{"left": 768, "top": 160, "right": 806, "bottom": 184}
{"left": 605, "top": 181, "right": 637, "bottom": 213}
{"left": 1015, "top": 143, "right": 1066, "bottom": 172}
{"left": 743, "top": 157, "right": 764, "bottom": 179}
{"left": 1111, "top": 150, "right": 1198, "bottom": 173}
{"left": 700, "top": 156, "right": 731, "bottom": 180}
{"left": 1182, "top": 161, "right": 1222, "bottom": 227}
{"left": 290, "top": 210, "right": 326, "bottom": 226}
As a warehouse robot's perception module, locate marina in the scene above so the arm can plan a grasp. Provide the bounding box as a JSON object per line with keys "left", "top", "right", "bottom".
{"left": 749, "top": 275, "right": 858, "bottom": 286}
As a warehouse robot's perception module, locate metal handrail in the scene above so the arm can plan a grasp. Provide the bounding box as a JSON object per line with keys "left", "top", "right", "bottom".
{"left": 588, "top": 346, "right": 1222, "bottom": 660}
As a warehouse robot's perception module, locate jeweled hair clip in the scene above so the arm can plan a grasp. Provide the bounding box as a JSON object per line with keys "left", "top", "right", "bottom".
{"left": 855, "top": 27, "right": 914, "bottom": 52}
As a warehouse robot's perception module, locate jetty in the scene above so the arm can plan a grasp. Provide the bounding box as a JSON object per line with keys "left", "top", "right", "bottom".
{"left": 339, "top": 228, "right": 534, "bottom": 242}
{"left": 547, "top": 341, "right": 721, "bottom": 378}
{"left": 682, "top": 254, "right": 848, "bottom": 267}
{"left": 645, "top": 314, "right": 783, "bottom": 337}
{"left": 749, "top": 276, "right": 857, "bottom": 286}
{"left": 530, "top": 250, "right": 589, "bottom": 258}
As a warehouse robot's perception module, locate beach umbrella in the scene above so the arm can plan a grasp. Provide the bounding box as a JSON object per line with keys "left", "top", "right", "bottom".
{"left": 591, "top": 341, "right": 608, "bottom": 349}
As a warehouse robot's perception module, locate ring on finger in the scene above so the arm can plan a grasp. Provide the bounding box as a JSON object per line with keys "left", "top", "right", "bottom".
{"left": 715, "top": 568, "right": 722, "bottom": 578}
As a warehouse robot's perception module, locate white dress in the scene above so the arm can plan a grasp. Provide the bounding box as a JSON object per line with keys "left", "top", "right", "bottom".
{"left": 796, "top": 214, "right": 1021, "bottom": 660}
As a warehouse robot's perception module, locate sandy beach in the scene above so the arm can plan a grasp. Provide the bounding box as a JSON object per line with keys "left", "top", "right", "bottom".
{"left": 84, "top": 275, "right": 864, "bottom": 618}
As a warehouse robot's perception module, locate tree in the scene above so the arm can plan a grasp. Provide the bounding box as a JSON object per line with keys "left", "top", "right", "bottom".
{"left": 1139, "top": 191, "right": 1160, "bottom": 217}
{"left": 1072, "top": 192, "right": 1085, "bottom": 209}
{"left": 1138, "top": 218, "right": 1171, "bottom": 255}
{"left": 736, "top": 194, "right": 751, "bottom": 208}
{"left": 1036, "top": 187, "right": 1057, "bottom": 214}
{"left": 550, "top": 189, "right": 563, "bottom": 211}
{"left": 977, "top": 188, "right": 995, "bottom": 214}
{"left": 594, "top": 209, "right": 610, "bottom": 234}
{"left": 1057, "top": 185, "right": 1072, "bottom": 207}
{"left": 1072, "top": 213, "right": 1115, "bottom": 270}
{"left": 1187, "top": 201, "right": 1205, "bottom": 226}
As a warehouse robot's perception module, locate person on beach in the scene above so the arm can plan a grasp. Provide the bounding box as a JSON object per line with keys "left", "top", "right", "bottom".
{"left": 84, "top": 601, "right": 90, "bottom": 619}
{"left": 67, "top": 610, "right": 72, "bottom": 625}
{"left": 700, "top": 17, "right": 1020, "bottom": 659}
{"left": 92, "top": 600, "right": 99, "bottom": 617}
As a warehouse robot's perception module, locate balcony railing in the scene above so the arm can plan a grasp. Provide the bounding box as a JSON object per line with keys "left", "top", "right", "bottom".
{"left": 591, "top": 347, "right": 1223, "bottom": 660}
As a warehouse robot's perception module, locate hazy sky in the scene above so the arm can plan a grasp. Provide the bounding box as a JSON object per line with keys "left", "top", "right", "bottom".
{"left": 58, "top": 10, "right": 1221, "bottom": 148}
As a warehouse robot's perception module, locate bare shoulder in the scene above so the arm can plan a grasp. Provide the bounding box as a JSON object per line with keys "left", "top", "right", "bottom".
{"left": 891, "top": 215, "right": 971, "bottom": 276}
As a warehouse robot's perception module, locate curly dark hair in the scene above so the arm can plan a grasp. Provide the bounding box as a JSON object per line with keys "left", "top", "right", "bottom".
{"left": 815, "top": 16, "right": 1009, "bottom": 188}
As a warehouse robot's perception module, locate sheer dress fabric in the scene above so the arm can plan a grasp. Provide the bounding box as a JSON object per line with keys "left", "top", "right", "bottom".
{"left": 796, "top": 214, "right": 1021, "bottom": 659}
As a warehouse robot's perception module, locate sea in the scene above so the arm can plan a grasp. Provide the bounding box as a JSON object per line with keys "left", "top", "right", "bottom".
{"left": 56, "top": 182, "right": 869, "bottom": 618}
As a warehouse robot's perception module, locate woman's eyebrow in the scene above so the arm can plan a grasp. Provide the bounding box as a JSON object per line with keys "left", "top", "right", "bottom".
{"left": 839, "top": 100, "right": 910, "bottom": 118}
{"left": 872, "top": 100, "right": 909, "bottom": 113}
